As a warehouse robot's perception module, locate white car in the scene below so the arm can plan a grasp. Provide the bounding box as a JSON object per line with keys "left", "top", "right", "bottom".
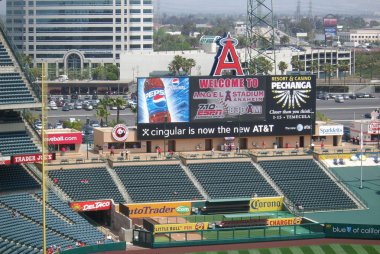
{"left": 34, "top": 121, "right": 42, "bottom": 130}
{"left": 55, "top": 122, "right": 63, "bottom": 129}
{"left": 49, "top": 101, "right": 58, "bottom": 110}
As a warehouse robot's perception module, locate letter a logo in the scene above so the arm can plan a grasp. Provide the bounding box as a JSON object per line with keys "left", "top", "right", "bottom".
{"left": 210, "top": 32, "right": 244, "bottom": 76}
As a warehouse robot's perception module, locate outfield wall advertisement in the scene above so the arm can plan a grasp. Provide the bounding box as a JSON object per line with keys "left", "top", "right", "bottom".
{"left": 137, "top": 75, "right": 316, "bottom": 140}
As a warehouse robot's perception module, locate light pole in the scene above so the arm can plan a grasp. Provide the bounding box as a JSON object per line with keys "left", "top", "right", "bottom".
{"left": 86, "top": 134, "right": 89, "bottom": 160}
{"left": 360, "top": 119, "right": 363, "bottom": 189}
{"left": 238, "top": 113, "right": 241, "bottom": 153}
{"left": 164, "top": 114, "right": 167, "bottom": 157}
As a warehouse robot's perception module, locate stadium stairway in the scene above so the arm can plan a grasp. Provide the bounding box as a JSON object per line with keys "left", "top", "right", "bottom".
{"left": 314, "top": 160, "right": 366, "bottom": 209}
{"left": 180, "top": 161, "right": 210, "bottom": 200}
{"left": 104, "top": 163, "right": 132, "bottom": 203}
{"left": 0, "top": 29, "right": 41, "bottom": 110}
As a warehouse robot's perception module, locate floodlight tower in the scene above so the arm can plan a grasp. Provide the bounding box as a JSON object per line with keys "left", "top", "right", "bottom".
{"left": 245, "top": 0, "right": 276, "bottom": 75}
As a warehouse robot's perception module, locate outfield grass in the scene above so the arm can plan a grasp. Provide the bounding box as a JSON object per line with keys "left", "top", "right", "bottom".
{"left": 186, "top": 244, "right": 380, "bottom": 254}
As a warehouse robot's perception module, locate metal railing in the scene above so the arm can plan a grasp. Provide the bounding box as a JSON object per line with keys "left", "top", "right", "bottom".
{"left": 0, "top": 19, "right": 41, "bottom": 100}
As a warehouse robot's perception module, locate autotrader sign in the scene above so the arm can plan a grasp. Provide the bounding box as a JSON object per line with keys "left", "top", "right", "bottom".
{"left": 126, "top": 202, "right": 191, "bottom": 218}
{"left": 137, "top": 75, "right": 316, "bottom": 139}
{"left": 325, "top": 223, "right": 380, "bottom": 239}
{"left": 47, "top": 133, "right": 82, "bottom": 145}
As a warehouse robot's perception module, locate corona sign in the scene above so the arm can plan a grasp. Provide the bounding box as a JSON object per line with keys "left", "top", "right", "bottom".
{"left": 249, "top": 196, "right": 284, "bottom": 212}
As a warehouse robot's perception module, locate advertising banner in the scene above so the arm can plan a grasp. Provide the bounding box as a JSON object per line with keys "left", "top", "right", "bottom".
{"left": 324, "top": 27, "right": 337, "bottom": 37}
{"left": 323, "top": 18, "right": 337, "bottom": 27}
{"left": 368, "top": 121, "right": 380, "bottom": 134}
{"left": 137, "top": 75, "right": 316, "bottom": 140}
{"left": 138, "top": 77, "right": 189, "bottom": 124}
{"left": 126, "top": 202, "right": 191, "bottom": 218}
{"left": 154, "top": 222, "right": 209, "bottom": 233}
{"left": 70, "top": 200, "right": 112, "bottom": 212}
{"left": 0, "top": 156, "right": 11, "bottom": 165}
{"left": 190, "top": 76, "right": 266, "bottom": 122}
{"left": 47, "top": 133, "right": 82, "bottom": 145}
{"left": 266, "top": 217, "right": 302, "bottom": 226}
{"left": 325, "top": 223, "right": 380, "bottom": 239}
{"left": 249, "top": 196, "right": 284, "bottom": 212}
{"left": 11, "top": 153, "right": 55, "bottom": 164}
{"left": 319, "top": 125, "right": 344, "bottom": 136}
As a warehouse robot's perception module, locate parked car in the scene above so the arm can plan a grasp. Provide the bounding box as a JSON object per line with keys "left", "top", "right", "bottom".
{"left": 62, "top": 104, "right": 70, "bottom": 111}
{"left": 369, "top": 94, "right": 376, "bottom": 98}
{"left": 55, "top": 122, "right": 63, "bottom": 129}
{"left": 71, "top": 93, "right": 78, "bottom": 100}
{"left": 109, "top": 104, "right": 117, "bottom": 110}
{"left": 356, "top": 93, "right": 365, "bottom": 98}
{"left": 335, "top": 95, "right": 344, "bottom": 103}
{"left": 343, "top": 94, "right": 350, "bottom": 100}
{"left": 34, "top": 120, "right": 42, "bottom": 130}
{"left": 82, "top": 125, "right": 94, "bottom": 135}
{"left": 317, "top": 92, "right": 329, "bottom": 100}
{"left": 49, "top": 101, "right": 58, "bottom": 110}
{"left": 83, "top": 103, "right": 93, "bottom": 111}
{"left": 92, "top": 94, "right": 98, "bottom": 100}
{"left": 55, "top": 100, "right": 64, "bottom": 107}
{"left": 90, "top": 120, "right": 100, "bottom": 128}
{"left": 349, "top": 94, "right": 357, "bottom": 99}
{"left": 74, "top": 101, "right": 82, "bottom": 110}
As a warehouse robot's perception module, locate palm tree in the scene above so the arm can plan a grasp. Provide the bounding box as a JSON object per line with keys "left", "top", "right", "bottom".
{"left": 291, "top": 56, "right": 302, "bottom": 74}
{"left": 278, "top": 61, "right": 288, "bottom": 75}
{"left": 168, "top": 55, "right": 196, "bottom": 75}
{"left": 322, "top": 64, "right": 335, "bottom": 91}
{"left": 356, "top": 59, "right": 367, "bottom": 83}
{"left": 97, "top": 97, "right": 112, "bottom": 125}
{"left": 338, "top": 61, "right": 350, "bottom": 85}
{"left": 182, "top": 58, "right": 196, "bottom": 75}
{"left": 113, "top": 97, "right": 127, "bottom": 124}
{"left": 248, "top": 57, "right": 273, "bottom": 75}
{"left": 309, "top": 60, "right": 319, "bottom": 76}
{"left": 168, "top": 55, "right": 184, "bottom": 75}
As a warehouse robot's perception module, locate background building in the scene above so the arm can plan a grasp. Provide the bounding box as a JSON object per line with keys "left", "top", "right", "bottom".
{"left": 339, "top": 29, "right": 380, "bottom": 45}
{"left": 5, "top": 0, "right": 154, "bottom": 78}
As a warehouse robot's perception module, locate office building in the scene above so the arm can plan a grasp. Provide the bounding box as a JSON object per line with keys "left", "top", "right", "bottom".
{"left": 6, "top": 0, "right": 153, "bottom": 78}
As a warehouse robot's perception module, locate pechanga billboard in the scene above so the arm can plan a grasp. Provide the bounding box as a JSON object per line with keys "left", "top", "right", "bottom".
{"left": 137, "top": 75, "right": 316, "bottom": 140}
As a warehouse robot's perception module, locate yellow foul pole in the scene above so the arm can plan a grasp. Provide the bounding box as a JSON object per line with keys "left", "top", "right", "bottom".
{"left": 41, "top": 63, "right": 48, "bottom": 254}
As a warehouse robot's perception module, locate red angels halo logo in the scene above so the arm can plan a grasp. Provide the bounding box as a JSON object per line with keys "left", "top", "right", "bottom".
{"left": 112, "top": 124, "right": 129, "bottom": 141}
{"left": 210, "top": 32, "right": 244, "bottom": 76}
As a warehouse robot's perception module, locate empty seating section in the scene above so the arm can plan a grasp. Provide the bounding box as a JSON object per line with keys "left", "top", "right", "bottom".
{"left": 114, "top": 164, "right": 203, "bottom": 203}
{"left": 260, "top": 159, "right": 357, "bottom": 211}
{"left": 188, "top": 162, "right": 277, "bottom": 199}
{"left": 0, "top": 110, "right": 22, "bottom": 123}
{"left": 0, "top": 73, "right": 35, "bottom": 105}
{"left": 48, "top": 167, "right": 125, "bottom": 203}
{"left": 0, "top": 165, "right": 39, "bottom": 192}
{"left": 0, "top": 237, "right": 40, "bottom": 254}
{"left": 0, "top": 132, "right": 40, "bottom": 156}
{"left": 0, "top": 43, "right": 13, "bottom": 66}
{"left": 0, "top": 191, "right": 107, "bottom": 252}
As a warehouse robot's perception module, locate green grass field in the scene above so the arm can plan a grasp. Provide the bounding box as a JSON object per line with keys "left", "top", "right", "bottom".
{"left": 187, "top": 244, "right": 380, "bottom": 254}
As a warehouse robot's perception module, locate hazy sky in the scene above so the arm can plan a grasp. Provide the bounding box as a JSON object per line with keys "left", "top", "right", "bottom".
{"left": 0, "top": 0, "right": 379, "bottom": 16}
{"left": 157, "top": 0, "right": 380, "bottom": 15}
